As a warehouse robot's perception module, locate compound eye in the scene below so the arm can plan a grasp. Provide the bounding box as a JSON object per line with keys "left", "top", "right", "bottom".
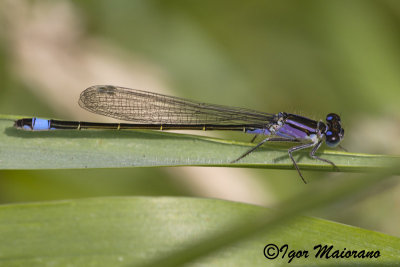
{"left": 325, "top": 113, "right": 344, "bottom": 147}
{"left": 326, "top": 132, "right": 341, "bottom": 147}
{"left": 326, "top": 113, "right": 341, "bottom": 122}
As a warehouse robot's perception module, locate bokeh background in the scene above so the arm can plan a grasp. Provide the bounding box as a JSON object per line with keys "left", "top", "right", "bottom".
{"left": 0, "top": 0, "right": 400, "bottom": 236}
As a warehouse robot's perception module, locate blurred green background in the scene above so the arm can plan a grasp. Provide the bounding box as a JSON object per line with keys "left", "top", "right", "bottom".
{"left": 0, "top": 0, "right": 399, "bottom": 236}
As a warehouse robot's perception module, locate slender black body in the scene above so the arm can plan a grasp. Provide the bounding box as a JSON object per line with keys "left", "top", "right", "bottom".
{"left": 14, "top": 118, "right": 257, "bottom": 131}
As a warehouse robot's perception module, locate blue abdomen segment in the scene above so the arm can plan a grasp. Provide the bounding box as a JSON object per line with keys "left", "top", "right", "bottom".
{"left": 18, "top": 118, "right": 55, "bottom": 131}
{"left": 32, "top": 118, "right": 52, "bottom": 130}
{"left": 15, "top": 117, "right": 80, "bottom": 131}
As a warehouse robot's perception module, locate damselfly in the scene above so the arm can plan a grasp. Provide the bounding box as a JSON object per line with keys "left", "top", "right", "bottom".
{"left": 14, "top": 85, "right": 345, "bottom": 183}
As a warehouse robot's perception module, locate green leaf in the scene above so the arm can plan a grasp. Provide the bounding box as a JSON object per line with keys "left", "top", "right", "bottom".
{"left": 0, "top": 196, "right": 399, "bottom": 266}
{"left": 1, "top": 116, "right": 398, "bottom": 173}
{"left": 142, "top": 168, "right": 399, "bottom": 267}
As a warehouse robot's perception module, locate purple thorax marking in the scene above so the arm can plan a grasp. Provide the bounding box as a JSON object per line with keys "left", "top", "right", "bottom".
{"left": 284, "top": 118, "right": 317, "bottom": 134}
{"left": 275, "top": 124, "right": 310, "bottom": 139}
{"left": 246, "top": 128, "right": 271, "bottom": 135}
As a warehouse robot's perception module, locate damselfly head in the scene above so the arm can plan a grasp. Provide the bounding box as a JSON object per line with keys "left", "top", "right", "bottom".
{"left": 325, "top": 113, "right": 344, "bottom": 147}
